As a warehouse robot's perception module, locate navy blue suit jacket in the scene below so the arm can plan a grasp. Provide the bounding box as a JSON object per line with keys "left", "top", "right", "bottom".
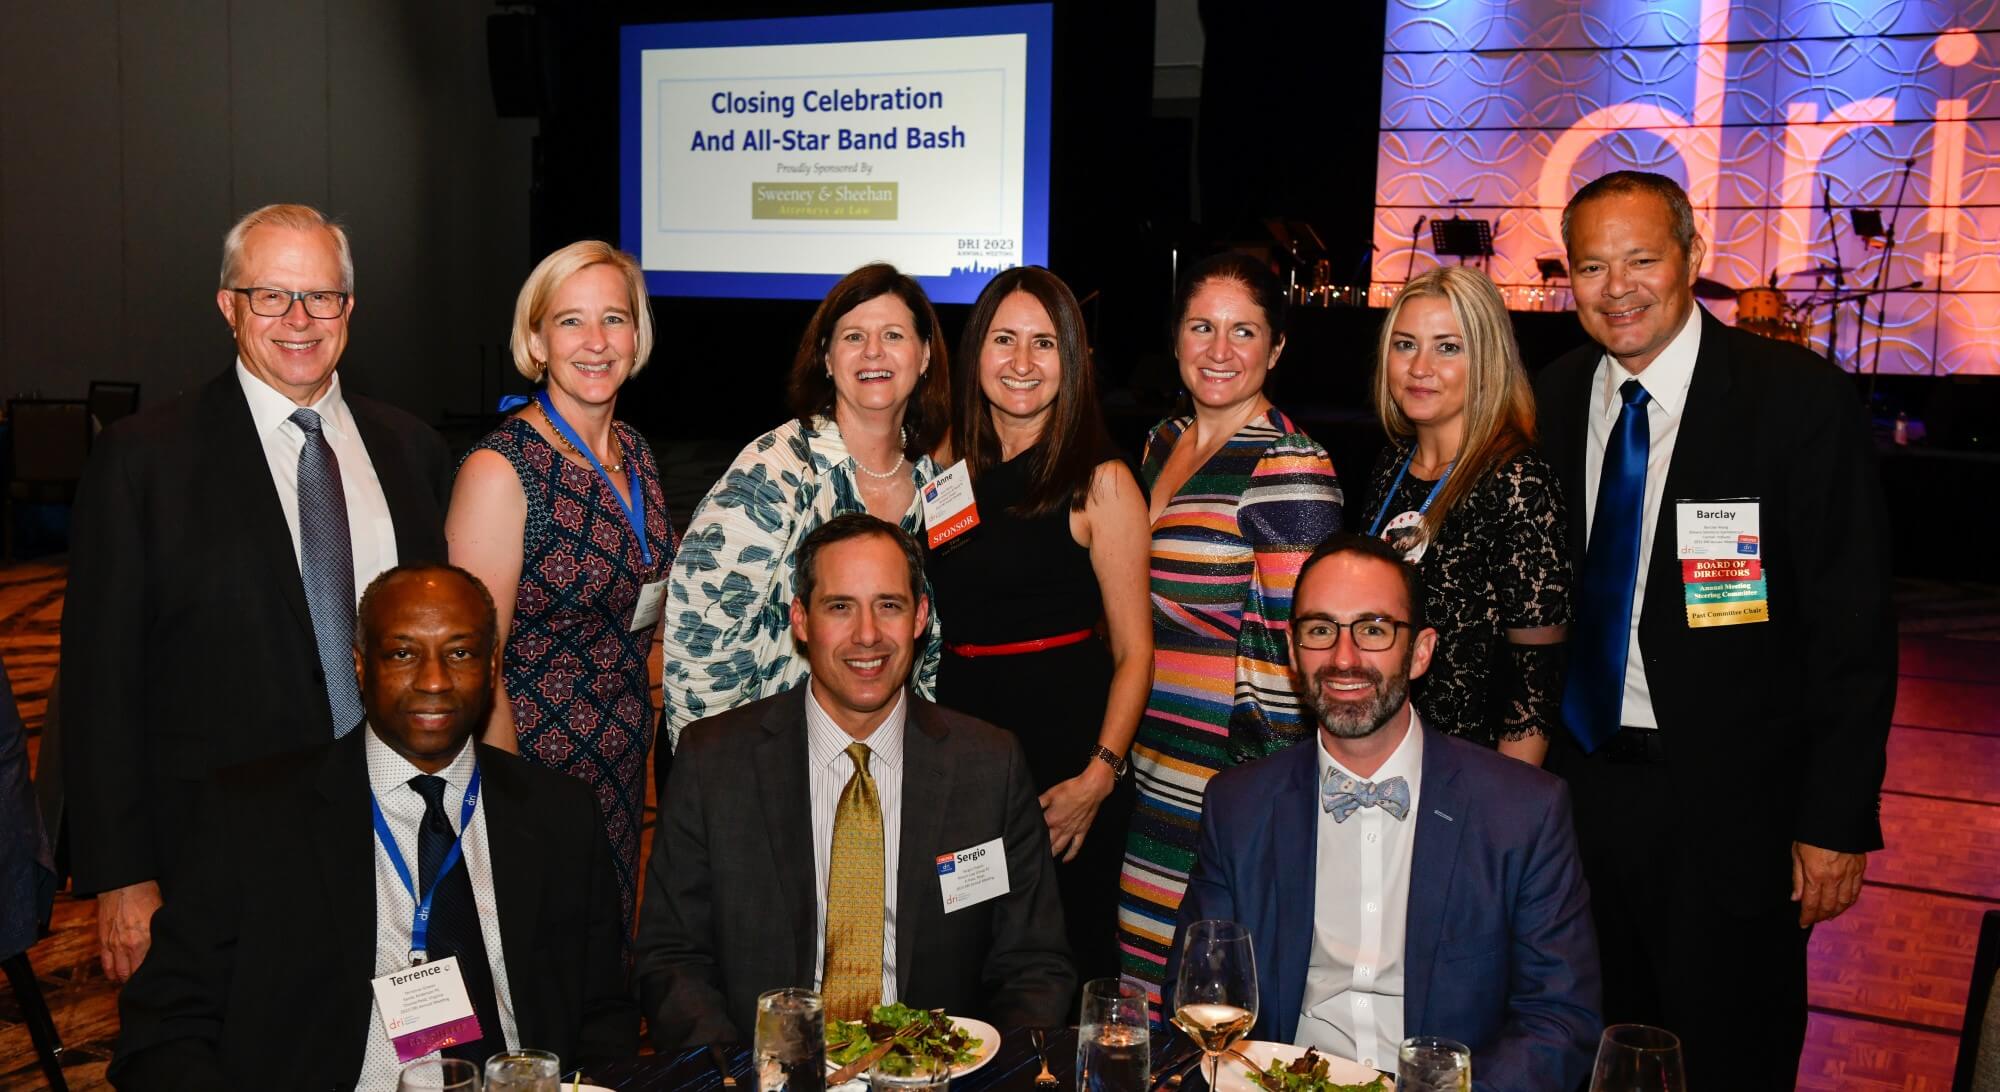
{"left": 1168, "top": 726, "right": 1601, "bottom": 1092}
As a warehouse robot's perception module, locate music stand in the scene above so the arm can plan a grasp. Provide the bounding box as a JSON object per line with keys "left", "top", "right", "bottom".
{"left": 1431, "top": 217, "right": 1494, "bottom": 265}
{"left": 1536, "top": 257, "right": 1568, "bottom": 280}
{"left": 1850, "top": 209, "right": 1885, "bottom": 239}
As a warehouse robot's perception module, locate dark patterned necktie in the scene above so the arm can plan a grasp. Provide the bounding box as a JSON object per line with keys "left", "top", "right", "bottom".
{"left": 409, "top": 774, "right": 503, "bottom": 1064}
{"left": 290, "top": 408, "right": 364, "bottom": 736}
{"left": 1563, "top": 379, "right": 1652, "bottom": 752}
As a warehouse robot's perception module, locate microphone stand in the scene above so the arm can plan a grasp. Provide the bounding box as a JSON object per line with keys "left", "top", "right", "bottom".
{"left": 1404, "top": 216, "right": 1428, "bottom": 286}
{"left": 1865, "top": 157, "right": 1919, "bottom": 401}
{"left": 1819, "top": 177, "right": 1846, "bottom": 366}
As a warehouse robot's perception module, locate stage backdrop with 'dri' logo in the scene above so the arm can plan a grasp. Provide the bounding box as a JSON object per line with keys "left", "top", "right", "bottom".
{"left": 1370, "top": 0, "right": 1999, "bottom": 375}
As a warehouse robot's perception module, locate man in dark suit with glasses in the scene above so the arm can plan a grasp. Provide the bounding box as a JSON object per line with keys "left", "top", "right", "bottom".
{"left": 61, "top": 203, "right": 453, "bottom": 983}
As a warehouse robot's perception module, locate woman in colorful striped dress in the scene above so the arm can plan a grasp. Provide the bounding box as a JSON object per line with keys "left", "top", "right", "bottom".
{"left": 1118, "top": 252, "right": 1344, "bottom": 1016}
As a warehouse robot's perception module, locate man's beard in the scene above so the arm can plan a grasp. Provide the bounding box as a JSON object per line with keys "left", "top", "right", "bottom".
{"left": 1304, "top": 649, "right": 1413, "bottom": 739}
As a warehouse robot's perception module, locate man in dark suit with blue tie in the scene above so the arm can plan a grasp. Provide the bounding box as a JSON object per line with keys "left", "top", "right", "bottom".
{"left": 1535, "top": 171, "right": 1894, "bottom": 1086}
{"left": 1168, "top": 534, "right": 1600, "bottom": 1091}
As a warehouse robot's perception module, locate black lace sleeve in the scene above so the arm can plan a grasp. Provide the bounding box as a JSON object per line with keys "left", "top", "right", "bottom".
{"left": 1491, "top": 451, "right": 1572, "bottom": 741}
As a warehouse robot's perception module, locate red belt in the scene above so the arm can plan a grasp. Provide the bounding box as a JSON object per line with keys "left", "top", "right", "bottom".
{"left": 945, "top": 628, "right": 1094, "bottom": 658}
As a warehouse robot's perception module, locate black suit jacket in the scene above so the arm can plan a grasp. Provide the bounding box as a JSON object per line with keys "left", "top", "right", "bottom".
{"left": 636, "top": 686, "right": 1076, "bottom": 1048}
{"left": 109, "top": 733, "right": 638, "bottom": 1091}
{"left": 60, "top": 368, "right": 452, "bottom": 895}
{"left": 1535, "top": 308, "right": 1895, "bottom": 894}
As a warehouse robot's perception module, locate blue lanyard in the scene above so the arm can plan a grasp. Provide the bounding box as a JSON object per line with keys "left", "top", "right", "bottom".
{"left": 371, "top": 764, "right": 482, "bottom": 964}
{"left": 535, "top": 389, "right": 653, "bottom": 567}
{"left": 1367, "top": 448, "right": 1454, "bottom": 537}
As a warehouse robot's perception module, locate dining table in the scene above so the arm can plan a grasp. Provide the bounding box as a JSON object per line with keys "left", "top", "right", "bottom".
{"left": 586, "top": 1026, "right": 1210, "bottom": 1091}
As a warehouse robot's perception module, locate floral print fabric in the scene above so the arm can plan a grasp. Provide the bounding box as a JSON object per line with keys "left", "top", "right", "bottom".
{"left": 660, "top": 416, "right": 941, "bottom": 745}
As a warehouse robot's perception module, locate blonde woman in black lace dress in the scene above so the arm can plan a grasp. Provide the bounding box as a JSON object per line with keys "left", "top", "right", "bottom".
{"left": 1362, "top": 267, "right": 1570, "bottom": 764}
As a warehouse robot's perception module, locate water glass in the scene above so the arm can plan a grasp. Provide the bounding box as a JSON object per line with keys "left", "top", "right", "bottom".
{"left": 397, "top": 1057, "right": 480, "bottom": 1091}
{"left": 484, "top": 1048, "right": 559, "bottom": 1091}
{"left": 1588, "top": 1024, "right": 1687, "bottom": 1092}
{"left": 1397, "top": 1036, "right": 1471, "bottom": 1092}
{"left": 868, "top": 1056, "right": 950, "bottom": 1090}
{"left": 754, "top": 987, "right": 827, "bottom": 1091}
{"left": 1077, "top": 978, "right": 1150, "bottom": 1092}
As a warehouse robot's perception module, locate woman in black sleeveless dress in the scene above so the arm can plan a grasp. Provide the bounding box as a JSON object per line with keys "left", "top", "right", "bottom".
{"left": 929, "top": 267, "right": 1153, "bottom": 987}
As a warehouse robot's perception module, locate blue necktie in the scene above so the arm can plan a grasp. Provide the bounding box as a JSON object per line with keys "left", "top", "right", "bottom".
{"left": 1563, "top": 379, "right": 1652, "bottom": 753}
{"left": 1322, "top": 773, "right": 1411, "bottom": 822}
{"left": 290, "top": 409, "right": 365, "bottom": 736}
{"left": 409, "top": 775, "right": 503, "bottom": 1064}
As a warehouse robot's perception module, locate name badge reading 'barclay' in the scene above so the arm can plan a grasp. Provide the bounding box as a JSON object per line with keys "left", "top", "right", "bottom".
{"left": 1676, "top": 500, "right": 1769, "bottom": 628}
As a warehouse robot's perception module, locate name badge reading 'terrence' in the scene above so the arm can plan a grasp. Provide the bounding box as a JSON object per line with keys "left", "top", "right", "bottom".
{"left": 370, "top": 955, "right": 481, "bottom": 1063}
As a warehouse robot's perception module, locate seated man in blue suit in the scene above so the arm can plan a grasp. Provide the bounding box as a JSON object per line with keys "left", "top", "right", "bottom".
{"left": 1167, "top": 534, "right": 1600, "bottom": 1090}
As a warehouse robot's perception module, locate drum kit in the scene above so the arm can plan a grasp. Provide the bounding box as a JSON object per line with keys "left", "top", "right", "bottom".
{"left": 1694, "top": 273, "right": 1819, "bottom": 347}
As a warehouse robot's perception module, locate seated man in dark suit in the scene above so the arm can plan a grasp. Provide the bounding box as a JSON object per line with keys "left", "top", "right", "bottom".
{"left": 111, "top": 564, "right": 636, "bottom": 1091}
{"left": 637, "top": 513, "right": 1075, "bottom": 1047}
{"left": 1167, "top": 534, "right": 1600, "bottom": 1091}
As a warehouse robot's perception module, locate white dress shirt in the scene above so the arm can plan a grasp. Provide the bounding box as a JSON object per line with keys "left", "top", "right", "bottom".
{"left": 235, "top": 361, "right": 398, "bottom": 602}
{"left": 357, "top": 730, "right": 521, "bottom": 1092}
{"left": 1579, "top": 307, "right": 1702, "bottom": 731}
{"left": 805, "top": 683, "right": 906, "bottom": 1004}
{"left": 1296, "top": 714, "right": 1426, "bottom": 1072}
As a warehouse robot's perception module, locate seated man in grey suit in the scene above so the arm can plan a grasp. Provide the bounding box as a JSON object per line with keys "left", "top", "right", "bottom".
{"left": 637, "top": 513, "right": 1075, "bottom": 1046}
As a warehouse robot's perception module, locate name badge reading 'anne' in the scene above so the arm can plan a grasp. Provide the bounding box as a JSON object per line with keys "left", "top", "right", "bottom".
{"left": 1676, "top": 500, "right": 1769, "bottom": 628}
{"left": 921, "top": 461, "right": 980, "bottom": 550}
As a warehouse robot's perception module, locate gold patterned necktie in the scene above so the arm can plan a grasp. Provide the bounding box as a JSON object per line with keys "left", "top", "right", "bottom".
{"left": 822, "top": 742, "right": 884, "bottom": 1021}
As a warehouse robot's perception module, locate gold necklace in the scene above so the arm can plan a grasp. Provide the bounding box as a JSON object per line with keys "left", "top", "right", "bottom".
{"left": 539, "top": 401, "right": 624, "bottom": 473}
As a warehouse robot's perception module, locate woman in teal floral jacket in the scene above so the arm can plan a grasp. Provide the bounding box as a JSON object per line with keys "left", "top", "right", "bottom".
{"left": 660, "top": 264, "right": 951, "bottom": 743}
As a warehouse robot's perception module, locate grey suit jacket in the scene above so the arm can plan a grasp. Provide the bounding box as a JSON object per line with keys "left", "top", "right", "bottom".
{"left": 636, "top": 686, "right": 1075, "bottom": 1048}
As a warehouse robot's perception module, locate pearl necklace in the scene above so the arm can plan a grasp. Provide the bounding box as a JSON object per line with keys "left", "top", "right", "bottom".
{"left": 851, "top": 425, "right": 910, "bottom": 481}
{"left": 853, "top": 451, "right": 907, "bottom": 480}
{"left": 540, "top": 401, "right": 623, "bottom": 473}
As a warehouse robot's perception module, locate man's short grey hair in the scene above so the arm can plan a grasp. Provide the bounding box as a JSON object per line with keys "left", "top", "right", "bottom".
{"left": 1561, "top": 171, "right": 1699, "bottom": 258}
{"left": 219, "top": 203, "right": 355, "bottom": 294}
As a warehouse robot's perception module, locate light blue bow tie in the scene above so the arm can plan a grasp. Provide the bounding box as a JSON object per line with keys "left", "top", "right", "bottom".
{"left": 1322, "top": 773, "right": 1411, "bottom": 822}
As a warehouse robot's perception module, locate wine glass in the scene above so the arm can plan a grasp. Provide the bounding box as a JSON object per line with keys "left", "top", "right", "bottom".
{"left": 1077, "top": 977, "right": 1150, "bottom": 1092}
{"left": 485, "top": 1048, "right": 559, "bottom": 1091}
{"left": 1170, "top": 919, "right": 1259, "bottom": 1092}
{"left": 1588, "top": 1024, "right": 1687, "bottom": 1092}
{"left": 1397, "top": 1036, "right": 1471, "bottom": 1092}
{"left": 753, "top": 986, "right": 826, "bottom": 1091}
{"left": 397, "top": 1057, "right": 480, "bottom": 1091}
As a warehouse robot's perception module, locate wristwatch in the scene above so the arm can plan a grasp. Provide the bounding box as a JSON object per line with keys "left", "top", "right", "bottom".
{"left": 1091, "top": 744, "right": 1129, "bottom": 782}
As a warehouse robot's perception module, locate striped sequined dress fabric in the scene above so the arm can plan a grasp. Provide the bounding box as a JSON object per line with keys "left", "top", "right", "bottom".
{"left": 1116, "top": 408, "right": 1342, "bottom": 1016}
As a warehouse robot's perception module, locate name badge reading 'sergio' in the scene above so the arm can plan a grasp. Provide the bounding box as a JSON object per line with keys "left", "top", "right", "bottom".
{"left": 1676, "top": 501, "right": 1769, "bottom": 628}
{"left": 936, "top": 836, "right": 1008, "bottom": 912}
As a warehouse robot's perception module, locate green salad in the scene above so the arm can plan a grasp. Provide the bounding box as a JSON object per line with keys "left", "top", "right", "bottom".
{"left": 1243, "top": 1047, "right": 1387, "bottom": 1092}
{"left": 825, "top": 1003, "right": 982, "bottom": 1076}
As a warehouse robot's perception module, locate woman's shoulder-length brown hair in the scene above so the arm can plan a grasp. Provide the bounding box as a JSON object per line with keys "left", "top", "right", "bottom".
{"left": 785, "top": 262, "right": 951, "bottom": 460}
{"left": 952, "top": 265, "right": 1113, "bottom": 515}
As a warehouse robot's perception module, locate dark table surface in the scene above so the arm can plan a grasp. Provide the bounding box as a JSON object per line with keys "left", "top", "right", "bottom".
{"left": 590, "top": 1027, "right": 1206, "bottom": 1091}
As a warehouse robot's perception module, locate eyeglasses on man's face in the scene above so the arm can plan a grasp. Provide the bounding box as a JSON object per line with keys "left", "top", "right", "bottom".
{"left": 1293, "top": 615, "right": 1411, "bottom": 652}
{"left": 231, "top": 286, "right": 350, "bottom": 319}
